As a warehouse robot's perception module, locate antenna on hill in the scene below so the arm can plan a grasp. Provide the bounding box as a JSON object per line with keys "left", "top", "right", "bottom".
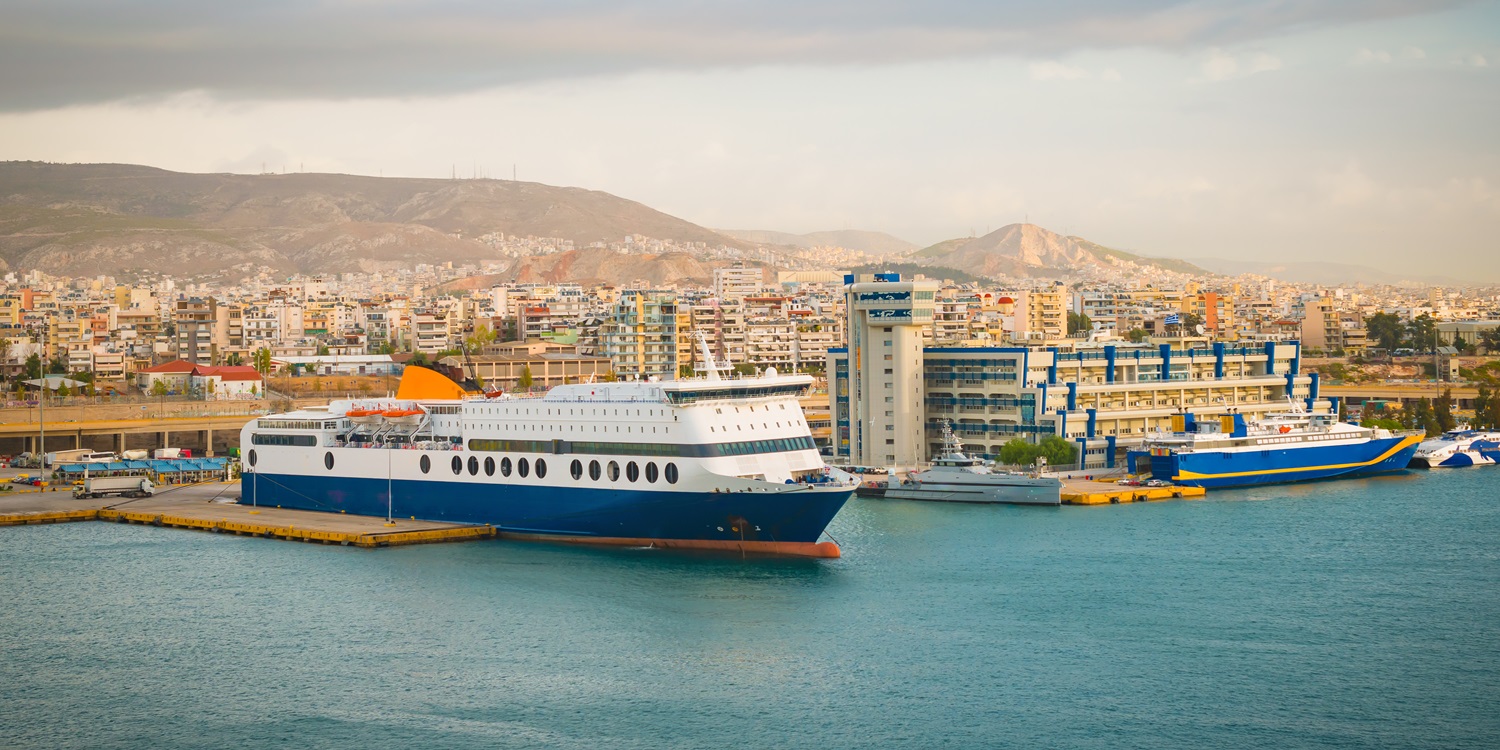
{"left": 513, "top": 164, "right": 517, "bottom": 181}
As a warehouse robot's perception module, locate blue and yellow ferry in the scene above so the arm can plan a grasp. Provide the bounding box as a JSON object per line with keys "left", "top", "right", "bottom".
{"left": 1126, "top": 406, "right": 1421, "bottom": 489}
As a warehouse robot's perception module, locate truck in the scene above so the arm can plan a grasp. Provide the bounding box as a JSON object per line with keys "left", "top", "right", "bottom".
{"left": 153, "top": 448, "right": 183, "bottom": 460}
{"left": 73, "top": 475, "right": 154, "bottom": 499}
{"left": 121, "top": 449, "right": 150, "bottom": 460}
{"left": 47, "top": 449, "right": 116, "bottom": 467}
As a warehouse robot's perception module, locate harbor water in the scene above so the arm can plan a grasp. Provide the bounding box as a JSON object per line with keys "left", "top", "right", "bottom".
{"left": 4, "top": 469, "right": 1497, "bottom": 749}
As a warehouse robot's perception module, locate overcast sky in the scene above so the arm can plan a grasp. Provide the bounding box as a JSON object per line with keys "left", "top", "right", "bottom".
{"left": 2, "top": 1, "right": 1497, "bottom": 279}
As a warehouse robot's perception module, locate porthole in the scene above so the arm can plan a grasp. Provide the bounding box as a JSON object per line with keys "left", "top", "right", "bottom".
{"left": 535, "top": 459, "right": 547, "bottom": 478}
{"left": 501, "top": 457, "right": 512, "bottom": 477}
{"left": 608, "top": 461, "right": 620, "bottom": 481}
{"left": 420, "top": 455, "right": 430, "bottom": 474}
{"left": 468, "top": 456, "right": 479, "bottom": 475}
{"left": 645, "top": 462, "right": 658, "bottom": 483}
{"left": 518, "top": 458, "right": 530, "bottom": 478}
{"left": 324, "top": 452, "right": 334, "bottom": 470}
{"left": 665, "top": 462, "right": 679, "bottom": 484}
{"left": 589, "top": 460, "right": 602, "bottom": 481}
{"left": 452, "top": 456, "right": 462, "bottom": 475}
{"left": 248, "top": 449, "right": 258, "bottom": 467}
{"left": 626, "top": 461, "right": 639, "bottom": 482}
{"left": 484, "top": 456, "right": 495, "bottom": 477}
{"left": 571, "top": 459, "right": 583, "bottom": 480}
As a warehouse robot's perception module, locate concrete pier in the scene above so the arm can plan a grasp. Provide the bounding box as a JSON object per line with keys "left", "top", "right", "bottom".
{"left": 1060, "top": 478, "right": 1206, "bottom": 505}
{"left": 0, "top": 482, "right": 496, "bottom": 548}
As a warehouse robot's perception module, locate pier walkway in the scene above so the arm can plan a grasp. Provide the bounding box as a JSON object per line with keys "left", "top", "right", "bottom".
{"left": 1059, "top": 478, "right": 1206, "bottom": 505}
{"left": 0, "top": 482, "right": 496, "bottom": 548}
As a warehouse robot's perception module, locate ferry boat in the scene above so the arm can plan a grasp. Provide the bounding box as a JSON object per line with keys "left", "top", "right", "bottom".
{"left": 1126, "top": 404, "right": 1421, "bottom": 489}
{"left": 883, "top": 422, "right": 1062, "bottom": 505}
{"left": 238, "top": 364, "right": 858, "bottom": 558}
{"left": 1409, "top": 429, "right": 1500, "bottom": 468}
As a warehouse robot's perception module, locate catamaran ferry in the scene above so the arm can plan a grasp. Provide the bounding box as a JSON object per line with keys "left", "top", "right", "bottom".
{"left": 1126, "top": 404, "right": 1421, "bottom": 489}
{"left": 1409, "top": 429, "right": 1500, "bottom": 468}
{"left": 239, "top": 365, "right": 857, "bottom": 557}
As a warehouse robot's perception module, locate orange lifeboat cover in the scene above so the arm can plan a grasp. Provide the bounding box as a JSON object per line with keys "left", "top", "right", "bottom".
{"left": 395, "top": 366, "right": 469, "bottom": 401}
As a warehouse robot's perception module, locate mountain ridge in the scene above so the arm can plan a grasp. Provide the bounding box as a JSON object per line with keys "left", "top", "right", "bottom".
{"left": 0, "top": 161, "right": 749, "bottom": 280}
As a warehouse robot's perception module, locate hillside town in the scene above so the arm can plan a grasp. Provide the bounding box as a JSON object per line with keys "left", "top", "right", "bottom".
{"left": 4, "top": 235, "right": 1498, "bottom": 427}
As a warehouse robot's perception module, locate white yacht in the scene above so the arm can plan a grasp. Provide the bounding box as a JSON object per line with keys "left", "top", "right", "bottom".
{"left": 1410, "top": 428, "right": 1500, "bottom": 468}
{"left": 883, "top": 423, "right": 1062, "bottom": 506}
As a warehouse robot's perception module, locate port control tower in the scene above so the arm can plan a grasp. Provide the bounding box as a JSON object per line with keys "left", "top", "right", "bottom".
{"left": 841, "top": 274, "right": 939, "bottom": 467}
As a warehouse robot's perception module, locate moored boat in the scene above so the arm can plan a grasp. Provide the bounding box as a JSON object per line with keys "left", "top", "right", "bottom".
{"left": 883, "top": 422, "right": 1061, "bottom": 505}
{"left": 1409, "top": 429, "right": 1500, "bottom": 468}
{"left": 239, "top": 363, "right": 858, "bottom": 558}
{"left": 1126, "top": 405, "right": 1421, "bottom": 489}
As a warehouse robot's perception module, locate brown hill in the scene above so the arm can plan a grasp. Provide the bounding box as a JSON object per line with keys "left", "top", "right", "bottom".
{"left": 0, "top": 162, "right": 746, "bottom": 279}
{"left": 498, "top": 248, "right": 720, "bottom": 287}
{"left": 915, "top": 223, "right": 1208, "bottom": 279}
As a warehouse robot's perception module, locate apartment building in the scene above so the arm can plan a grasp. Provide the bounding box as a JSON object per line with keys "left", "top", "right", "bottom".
{"left": 600, "top": 290, "right": 689, "bottom": 379}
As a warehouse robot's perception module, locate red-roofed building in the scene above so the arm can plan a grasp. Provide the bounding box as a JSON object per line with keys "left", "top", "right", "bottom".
{"left": 136, "top": 360, "right": 198, "bottom": 393}
{"left": 135, "top": 360, "right": 264, "bottom": 399}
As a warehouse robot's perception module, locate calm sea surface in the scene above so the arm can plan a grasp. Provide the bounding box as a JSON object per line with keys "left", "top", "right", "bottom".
{"left": 3, "top": 469, "right": 1498, "bottom": 749}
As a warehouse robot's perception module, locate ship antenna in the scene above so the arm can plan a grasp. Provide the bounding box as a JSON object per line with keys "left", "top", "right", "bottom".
{"left": 694, "top": 330, "right": 723, "bottom": 381}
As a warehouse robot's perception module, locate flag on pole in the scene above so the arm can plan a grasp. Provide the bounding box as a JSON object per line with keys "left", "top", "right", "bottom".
{"left": 1164, "top": 313, "right": 1181, "bottom": 326}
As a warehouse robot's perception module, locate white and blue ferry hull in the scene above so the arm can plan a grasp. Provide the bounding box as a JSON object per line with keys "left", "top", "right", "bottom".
{"left": 1128, "top": 434, "right": 1421, "bottom": 489}
{"left": 240, "top": 446, "right": 852, "bottom": 557}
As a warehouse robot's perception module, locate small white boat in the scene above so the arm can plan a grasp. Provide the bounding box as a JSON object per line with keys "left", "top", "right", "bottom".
{"left": 883, "top": 423, "right": 1062, "bottom": 506}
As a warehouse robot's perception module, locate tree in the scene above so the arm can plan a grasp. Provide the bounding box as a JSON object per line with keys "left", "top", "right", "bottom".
{"left": 1474, "top": 385, "right": 1491, "bottom": 429}
{"left": 1125, "top": 328, "right": 1149, "bottom": 343}
{"left": 1179, "top": 312, "right": 1205, "bottom": 332}
{"left": 1037, "top": 435, "right": 1078, "bottom": 466}
{"left": 225, "top": 352, "right": 244, "bottom": 367}
{"left": 1480, "top": 329, "right": 1500, "bottom": 355}
{"left": 150, "top": 378, "right": 168, "bottom": 415}
{"left": 24, "top": 353, "right": 42, "bottom": 380}
{"left": 1067, "top": 311, "right": 1092, "bottom": 336}
{"left": 47, "top": 355, "right": 67, "bottom": 374}
{"left": 1434, "top": 389, "right": 1457, "bottom": 434}
{"left": 0, "top": 337, "right": 11, "bottom": 366}
{"left": 316, "top": 344, "right": 331, "bottom": 357}
{"left": 56, "top": 381, "right": 71, "bottom": 399}
{"left": 374, "top": 342, "right": 395, "bottom": 355}
{"left": 1365, "top": 311, "right": 1404, "bottom": 352}
{"left": 409, "top": 351, "right": 429, "bottom": 368}
{"left": 997, "top": 438, "right": 1037, "bottom": 467}
{"left": 464, "top": 324, "right": 497, "bottom": 355}
{"left": 252, "top": 347, "right": 273, "bottom": 375}
{"left": 1406, "top": 313, "right": 1438, "bottom": 352}
{"left": 1452, "top": 335, "right": 1470, "bottom": 354}
{"left": 517, "top": 365, "right": 533, "bottom": 390}
{"left": 1412, "top": 397, "right": 1440, "bottom": 436}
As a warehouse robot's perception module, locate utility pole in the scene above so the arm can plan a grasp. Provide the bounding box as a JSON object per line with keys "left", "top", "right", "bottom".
{"left": 36, "top": 327, "right": 46, "bottom": 483}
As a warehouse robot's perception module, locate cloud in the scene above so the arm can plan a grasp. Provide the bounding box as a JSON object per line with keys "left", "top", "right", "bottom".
{"left": 1247, "top": 53, "right": 1283, "bottom": 73}
{"left": 1353, "top": 48, "right": 1394, "bottom": 64}
{"left": 1198, "top": 48, "right": 1284, "bottom": 81}
{"left": 1401, "top": 46, "right": 1427, "bottom": 60}
{"left": 1029, "top": 62, "right": 1089, "bottom": 81}
{"left": 1467, "top": 53, "right": 1489, "bottom": 67}
{"left": 1201, "top": 50, "right": 1240, "bottom": 80}
{"left": 1100, "top": 68, "right": 1123, "bottom": 81}
{"left": 0, "top": 0, "right": 1465, "bottom": 111}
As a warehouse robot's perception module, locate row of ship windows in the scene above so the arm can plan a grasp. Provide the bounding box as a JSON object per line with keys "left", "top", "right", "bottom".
{"left": 470, "top": 407, "right": 671, "bottom": 418}
{"left": 245, "top": 449, "right": 681, "bottom": 485}
{"left": 424, "top": 454, "right": 679, "bottom": 484}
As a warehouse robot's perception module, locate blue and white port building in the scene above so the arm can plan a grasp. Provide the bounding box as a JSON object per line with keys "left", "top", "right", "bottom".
{"left": 828, "top": 274, "right": 1328, "bottom": 470}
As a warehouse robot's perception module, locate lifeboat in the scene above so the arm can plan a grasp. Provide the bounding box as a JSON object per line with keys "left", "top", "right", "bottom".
{"left": 382, "top": 408, "right": 425, "bottom": 426}
{"left": 344, "top": 408, "right": 386, "bottom": 425}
